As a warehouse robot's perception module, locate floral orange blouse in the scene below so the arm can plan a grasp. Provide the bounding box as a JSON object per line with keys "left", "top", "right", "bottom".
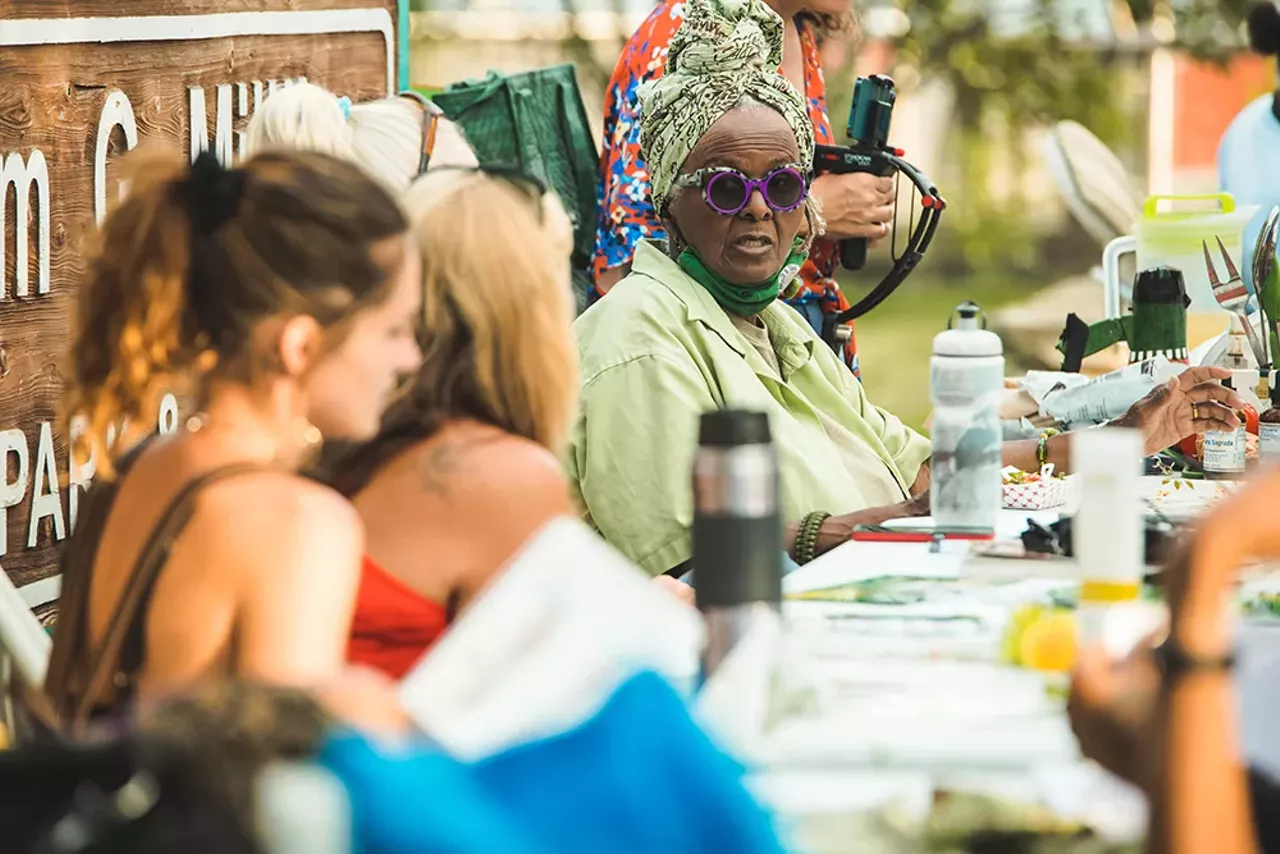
{"left": 591, "top": 0, "right": 858, "bottom": 374}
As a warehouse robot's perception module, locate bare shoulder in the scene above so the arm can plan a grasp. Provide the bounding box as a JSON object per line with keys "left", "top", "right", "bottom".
{"left": 201, "top": 471, "right": 359, "bottom": 528}
{"left": 411, "top": 424, "right": 571, "bottom": 512}
{"left": 186, "top": 473, "right": 365, "bottom": 683}
{"left": 195, "top": 472, "right": 364, "bottom": 574}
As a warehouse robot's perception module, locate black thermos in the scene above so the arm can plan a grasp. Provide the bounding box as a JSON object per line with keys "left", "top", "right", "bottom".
{"left": 692, "top": 409, "right": 783, "bottom": 683}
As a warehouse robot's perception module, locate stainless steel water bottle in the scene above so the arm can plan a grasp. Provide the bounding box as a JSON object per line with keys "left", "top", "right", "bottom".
{"left": 692, "top": 409, "right": 782, "bottom": 684}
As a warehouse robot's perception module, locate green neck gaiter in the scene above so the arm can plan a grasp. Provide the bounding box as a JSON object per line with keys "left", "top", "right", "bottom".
{"left": 676, "top": 239, "right": 808, "bottom": 316}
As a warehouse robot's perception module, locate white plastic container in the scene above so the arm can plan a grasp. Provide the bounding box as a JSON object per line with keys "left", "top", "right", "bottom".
{"left": 1233, "top": 368, "right": 1264, "bottom": 415}
{"left": 1103, "top": 193, "right": 1258, "bottom": 351}
{"left": 930, "top": 302, "right": 1005, "bottom": 530}
{"left": 1072, "top": 427, "right": 1143, "bottom": 649}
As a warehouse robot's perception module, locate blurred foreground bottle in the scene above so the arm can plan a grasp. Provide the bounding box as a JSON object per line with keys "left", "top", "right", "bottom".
{"left": 692, "top": 409, "right": 782, "bottom": 686}
{"left": 1073, "top": 427, "right": 1144, "bottom": 647}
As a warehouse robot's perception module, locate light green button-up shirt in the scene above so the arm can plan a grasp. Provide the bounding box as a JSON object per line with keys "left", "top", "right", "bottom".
{"left": 568, "top": 241, "right": 931, "bottom": 576}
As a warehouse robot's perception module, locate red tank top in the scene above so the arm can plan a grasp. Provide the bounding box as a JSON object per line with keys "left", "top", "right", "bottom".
{"left": 347, "top": 555, "right": 449, "bottom": 680}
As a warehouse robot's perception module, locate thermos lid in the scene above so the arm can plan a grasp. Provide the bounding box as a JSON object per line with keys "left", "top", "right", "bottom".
{"left": 699, "top": 409, "right": 771, "bottom": 447}
{"left": 933, "top": 301, "right": 1003, "bottom": 358}
{"left": 1132, "top": 266, "right": 1190, "bottom": 307}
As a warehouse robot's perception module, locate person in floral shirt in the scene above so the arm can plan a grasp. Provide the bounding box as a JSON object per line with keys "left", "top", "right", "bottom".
{"left": 590, "top": 0, "right": 893, "bottom": 376}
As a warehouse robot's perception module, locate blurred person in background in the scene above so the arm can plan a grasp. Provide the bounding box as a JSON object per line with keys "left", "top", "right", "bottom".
{"left": 43, "top": 147, "right": 423, "bottom": 729}
{"left": 319, "top": 166, "right": 691, "bottom": 682}
{"left": 592, "top": 0, "right": 889, "bottom": 375}
{"left": 243, "top": 81, "right": 479, "bottom": 193}
{"left": 1218, "top": 3, "right": 1280, "bottom": 276}
{"left": 1068, "top": 470, "right": 1280, "bottom": 853}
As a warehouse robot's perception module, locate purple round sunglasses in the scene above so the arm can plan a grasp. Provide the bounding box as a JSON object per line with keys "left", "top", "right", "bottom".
{"left": 672, "top": 164, "right": 810, "bottom": 216}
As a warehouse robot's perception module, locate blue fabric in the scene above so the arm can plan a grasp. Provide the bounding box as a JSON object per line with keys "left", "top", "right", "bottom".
{"left": 1219, "top": 94, "right": 1280, "bottom": 291}
{"left": 320, "top": 741, "right": 540, "bottom": 854}
{"left": 319, "top": 671, "right": 785, "bottom": 854}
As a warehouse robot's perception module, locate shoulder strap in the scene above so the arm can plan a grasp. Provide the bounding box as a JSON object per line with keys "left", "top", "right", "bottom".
{"left": 43, "top": 436, "right": 155, "bottom": 735}
{"left": 65, "top": 461, "right": 269, "bottom": 734}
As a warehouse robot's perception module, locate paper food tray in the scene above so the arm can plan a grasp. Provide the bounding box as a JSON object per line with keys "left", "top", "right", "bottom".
{"left": 1003, "top": 477, "right": 1072, "bottom": 510}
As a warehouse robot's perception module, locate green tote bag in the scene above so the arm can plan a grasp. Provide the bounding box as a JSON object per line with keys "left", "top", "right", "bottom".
{"left": 432, "top": 64, "right": 600, "bottom": 313}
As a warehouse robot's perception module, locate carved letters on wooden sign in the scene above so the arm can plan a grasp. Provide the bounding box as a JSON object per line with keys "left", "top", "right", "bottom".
{"left": 0, "top": 2, "right": 401, "bottom": 604}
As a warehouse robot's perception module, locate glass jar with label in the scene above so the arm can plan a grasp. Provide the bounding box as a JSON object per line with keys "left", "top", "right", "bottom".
{"left": 1261, "top": 372, "right": 1280, "bottom": 462}
{"left": 1204, "top": 377, "right": 1250, "bottom": 480}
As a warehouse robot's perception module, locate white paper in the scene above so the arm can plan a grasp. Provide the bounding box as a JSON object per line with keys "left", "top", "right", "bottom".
{"left": 782, "top": 541, "right": 966, "bottom": 596}
{"left": 760, "top": 658, "right": 1077, "bottom": 769}
{"left": 1032, "top": 763, "right": 1147, "bottom": 843}
{"left": 1033, "top": 357, "right": 1187, "bottom": 427}
{"left": 1020, "top": 370, "right": 1092, "bottom": 405}
{"left": 398, "top": 518, "right": 704, "bottom": 759}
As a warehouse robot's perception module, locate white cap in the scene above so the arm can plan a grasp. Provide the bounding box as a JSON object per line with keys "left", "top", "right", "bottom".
{"left": 933, "top": 301, "right": 1003, "bottom": 358}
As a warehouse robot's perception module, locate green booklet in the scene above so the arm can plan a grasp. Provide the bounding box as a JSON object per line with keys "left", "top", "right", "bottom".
{"left": 787, "top": 576, "right": 943, "bottom": 605}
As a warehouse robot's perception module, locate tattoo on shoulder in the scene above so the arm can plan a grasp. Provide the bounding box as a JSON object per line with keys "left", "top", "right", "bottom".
{"left": 415, "top": 430, "right": 508, "bottom": 497}
{"left": 418, "top": 441, "right": 463, "bottom": 497}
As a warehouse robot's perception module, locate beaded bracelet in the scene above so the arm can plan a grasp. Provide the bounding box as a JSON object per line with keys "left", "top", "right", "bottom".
{"left": 1037, "top": 428, "right": 1061, "bottom": 470}
{"left": 793, "top": 511, "right": 832, "bottom": 566}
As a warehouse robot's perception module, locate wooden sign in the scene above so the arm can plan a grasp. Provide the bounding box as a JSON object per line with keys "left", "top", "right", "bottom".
{"left": 0, "top": 0, "right": 404, "bottom": 611}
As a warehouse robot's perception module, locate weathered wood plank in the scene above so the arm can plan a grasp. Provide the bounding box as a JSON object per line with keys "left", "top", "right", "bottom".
{"left": 0, "top": 2, "right": 399, "bottom": 593}
{"left": 5, "top": 0, "right": 393, "bottom": 17}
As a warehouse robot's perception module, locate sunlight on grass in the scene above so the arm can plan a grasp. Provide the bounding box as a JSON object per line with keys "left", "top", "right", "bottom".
{"left": 844, "top": 272, "right": 1031, "bottom": 434}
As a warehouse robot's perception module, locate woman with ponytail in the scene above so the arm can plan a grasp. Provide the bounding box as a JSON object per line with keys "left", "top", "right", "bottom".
{"left": 1219, "top": 2, "right": 1280, "bottom": 278}
{"left": 44, "top": 147, "right": 423, "bottom": 731}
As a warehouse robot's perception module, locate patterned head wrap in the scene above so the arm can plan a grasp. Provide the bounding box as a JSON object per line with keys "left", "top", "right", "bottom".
{"left": 638, "top": 0, "right": 815, "bottom": 212}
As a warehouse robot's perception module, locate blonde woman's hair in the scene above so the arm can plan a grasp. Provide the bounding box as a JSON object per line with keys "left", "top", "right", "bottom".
{"left": 242, "top": 82, "right": 479, "bottom": 193}
{"left": 317, "top": 169, "right": 577, "bottom": 497}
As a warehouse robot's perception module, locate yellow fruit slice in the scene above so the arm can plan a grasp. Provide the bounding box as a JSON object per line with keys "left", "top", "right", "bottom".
{"left": 1018, "top": 613, "right": 1079, "bottom": 673}
{"left": 1001, "top": 603, "right": 1045, "bottom": 666}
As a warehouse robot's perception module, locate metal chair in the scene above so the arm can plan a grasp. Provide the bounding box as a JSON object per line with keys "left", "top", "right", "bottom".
{"left": 0, "top": 564, "right": 53, "bottom": 745}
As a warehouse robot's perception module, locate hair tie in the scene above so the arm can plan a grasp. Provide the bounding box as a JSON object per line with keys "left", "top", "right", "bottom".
{"left": 336, "top": 95, "right": 353, "bottom": 121}
{"left": 182, "top": 150, "right": 246, "bottom": 237}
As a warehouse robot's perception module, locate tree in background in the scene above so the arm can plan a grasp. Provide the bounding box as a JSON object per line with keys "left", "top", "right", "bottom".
{"left": 420, "top": 0, "right": 1259, "bottom": 276}
{"left": 834, "top": 0, "right": 1259, "bottom": 273}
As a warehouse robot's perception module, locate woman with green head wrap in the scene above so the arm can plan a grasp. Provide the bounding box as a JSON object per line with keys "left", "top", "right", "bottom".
{"left": 590, "top": 0, "right": 885, "bottom": 379}
{"left": 641, "top": 0, "right": 821, "bottom": 310}
{"left": 568, "top": 0, "right": 1238, "bottom": 579}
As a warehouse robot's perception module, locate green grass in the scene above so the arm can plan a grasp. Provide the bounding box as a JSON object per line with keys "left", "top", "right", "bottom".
{"left": 843, "top": 271, "right": 1030, "bottom": 433}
